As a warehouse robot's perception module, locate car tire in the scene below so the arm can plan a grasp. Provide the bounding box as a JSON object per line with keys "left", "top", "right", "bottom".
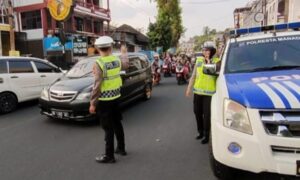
{"left": 143, "top": 84, "right": 152, "bottom": 101}
{"left": 0, "top": 92, "right": 18, "bottom": 114}
{"left": 209, "top": 134, "right": 236, "bottom": 180}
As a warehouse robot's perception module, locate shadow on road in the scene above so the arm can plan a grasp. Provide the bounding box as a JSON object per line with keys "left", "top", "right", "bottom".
{"left": 44, "top": 117, "right": 100, "bottom": 128}
{"left": 236, "top": 171, "right": 298, "bottom": 180}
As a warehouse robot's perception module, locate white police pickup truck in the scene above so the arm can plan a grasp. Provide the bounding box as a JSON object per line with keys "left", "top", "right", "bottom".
{"left": 204, "top": 22, "right": 300, "bottom": 179}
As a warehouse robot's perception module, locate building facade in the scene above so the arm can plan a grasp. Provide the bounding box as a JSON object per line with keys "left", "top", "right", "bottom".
{"left": 241, "top": 0, "right": 264, "bottom": 28}
{"left": 110, "top": 24, "right": 149, "bottom": 53}
{"left": 12, "top": 0, "right": 110, "bottom": 59}
{"left": 180, "top": 38, "right": 195, "bottom": 54}
{"left": 266, "top": 0, "right": 300, "bottom": 24}
{"left": 236, "top": 0, "right": 300, "bottom": 28}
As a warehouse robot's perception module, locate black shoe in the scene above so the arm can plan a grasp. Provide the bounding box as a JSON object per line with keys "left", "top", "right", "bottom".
{"left": 201, "top": 137, "right": 209, "bottom": 144}
{"left": 95, "top": 155, "right": 116, "bottom": 163}
{"left": 115, "top": 149, "right": 127, "bottom": 156}
{"left": 195, "top": 134, "right": 203, "bottom": 140}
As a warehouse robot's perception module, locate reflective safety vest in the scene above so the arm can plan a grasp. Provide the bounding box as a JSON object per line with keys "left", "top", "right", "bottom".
{"left": 96, "top": 55, "right": 122, "bottom": 101}
{"left": 193, "top": 57, "right": 220, "bottom": 96}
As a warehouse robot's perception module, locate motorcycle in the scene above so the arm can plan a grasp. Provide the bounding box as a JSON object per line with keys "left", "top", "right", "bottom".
{"left": 175, "top": 64, "right": 188, "bottom": 85}
{"left": 171, "top": 61, "right": 177, "bottom": 74}
{"left": 152, "top": 68, "right": 161, "bottom": 85}
{"left": 162, "top": 62, "right": 172, "bottom": 77}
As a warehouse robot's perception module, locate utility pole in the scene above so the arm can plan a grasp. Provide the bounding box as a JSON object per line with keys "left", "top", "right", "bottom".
{"left": 7, "top": 0, "right": 15, "bottom": 52}
{"left": 263, "top": 0, "right": 267, "bottom": 26}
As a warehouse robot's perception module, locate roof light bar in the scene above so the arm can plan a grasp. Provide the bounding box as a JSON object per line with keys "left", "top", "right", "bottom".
{"left": 230, "top": 22, "right": 300, "bottom": 37}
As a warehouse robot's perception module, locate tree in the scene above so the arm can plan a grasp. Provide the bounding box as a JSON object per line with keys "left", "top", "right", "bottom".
{"left": 147, "top": 0, "right": 184, "bottom": 51}
{"left": 193, "top": 27, "right": 218, "bottom": 51}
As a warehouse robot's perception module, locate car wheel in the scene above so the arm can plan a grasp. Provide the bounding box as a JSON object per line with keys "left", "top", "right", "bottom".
{"left": 209, "top": 134, "right": 236, "bottom": 180}
{"left": 0, "top": 92, "right": 18, "bottom": 113}
{"left": 143, "top": 84, "right": 152, "bottom": 101}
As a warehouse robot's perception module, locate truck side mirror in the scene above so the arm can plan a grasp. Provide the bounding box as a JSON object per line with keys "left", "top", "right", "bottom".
{"left": 203, "top": 64, "right": 218, "bottom": 76}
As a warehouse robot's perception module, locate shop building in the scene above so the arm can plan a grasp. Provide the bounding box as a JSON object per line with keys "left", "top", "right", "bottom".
{"left": 12, "top": 0, "right": 110, "bottom": 65}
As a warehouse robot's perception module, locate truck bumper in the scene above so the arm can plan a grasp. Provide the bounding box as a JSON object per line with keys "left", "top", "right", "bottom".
{"left": 212, "top": 108, "right": 300, "bottom": 176}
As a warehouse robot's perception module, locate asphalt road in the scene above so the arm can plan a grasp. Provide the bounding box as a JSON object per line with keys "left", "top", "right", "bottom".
{"left": 0, "top": 77, "right": 296, "bottom": 180}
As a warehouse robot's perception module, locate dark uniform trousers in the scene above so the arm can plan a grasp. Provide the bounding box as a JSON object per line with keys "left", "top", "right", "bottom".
{"left": 97, "top": 99, "right": 125, "bottom": 158}
{"left": 193, "top": 94, "right": 212, "bottom": 137}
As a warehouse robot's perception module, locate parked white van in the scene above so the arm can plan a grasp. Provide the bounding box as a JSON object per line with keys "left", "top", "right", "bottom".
{"left": 0, "top": 57, "right": 63, "bottom": 113}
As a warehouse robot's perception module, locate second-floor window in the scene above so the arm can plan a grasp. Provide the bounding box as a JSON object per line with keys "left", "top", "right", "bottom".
{"left": 21, "top": 10, "right": 42, "bottom": 30}
{"left": 75, "top": 17, "right": 84, "bottom": 31}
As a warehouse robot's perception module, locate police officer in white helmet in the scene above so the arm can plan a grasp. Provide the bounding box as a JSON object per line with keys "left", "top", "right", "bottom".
{"left": 90, "top": 36, "right": 129, "bottom": 163}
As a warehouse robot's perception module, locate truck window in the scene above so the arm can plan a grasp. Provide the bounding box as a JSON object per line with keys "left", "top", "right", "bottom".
{"left": 9, "top": 60, "right": 34, "bottom": 73}
{"left": 225, "top": 36, "right": 300, "bottom": 73}
{"left": 0, "top": 61, "right": 7, "bottom": 74}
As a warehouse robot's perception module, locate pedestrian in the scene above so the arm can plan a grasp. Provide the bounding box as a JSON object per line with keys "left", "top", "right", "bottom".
{"left": 89, "top": 36, "right": 129, "bottom": 163}
{"left": 185, "top": 44, "right": 220, "bottom": 144}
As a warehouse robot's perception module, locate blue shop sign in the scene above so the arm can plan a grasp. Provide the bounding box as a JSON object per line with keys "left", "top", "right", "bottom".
{"left": 43, "top": 36, "right": 73, "bottom": 53}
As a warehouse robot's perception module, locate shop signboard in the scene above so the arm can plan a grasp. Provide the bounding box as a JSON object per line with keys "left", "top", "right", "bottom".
{"left": 73, "top": 36, "right": 88, "bottom": 56}
{"left": 43, "top": 36, "right": 73, "bottom": 55}
{"left": 47, "top": 0, "right": 74, "bottom": 21}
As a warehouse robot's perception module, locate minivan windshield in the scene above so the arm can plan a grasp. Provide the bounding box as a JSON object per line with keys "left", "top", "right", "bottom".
{"left": 66, "top": 58, "right": 96, "bottom": 78}
{"left": 225, "top": 35, "right": 300, "bottom": 73}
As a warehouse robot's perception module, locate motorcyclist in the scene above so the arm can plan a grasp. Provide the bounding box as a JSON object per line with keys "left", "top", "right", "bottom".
{"left": 151, "top": 53, "right": 161, "bottom": 85}
{"left": 161, "top": 53, "right": 171, "bottom": 77}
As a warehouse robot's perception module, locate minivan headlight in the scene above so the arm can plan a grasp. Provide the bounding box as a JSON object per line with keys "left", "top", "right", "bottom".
{"left": 41, "top": 88, "right": 49, "bottom": 101}
{"left": 76, "top": 92, "right": 91, "bottom": 100}
{"left": 223, "top": 99, "right": 253, "bottom": 135}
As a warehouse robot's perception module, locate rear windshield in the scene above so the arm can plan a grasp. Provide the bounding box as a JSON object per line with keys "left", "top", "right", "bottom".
{"left": 66, "top": 58, "right": 96, "bottom": 78}
{"left": 225, "top": 35, "right": 300, "bottom": 73}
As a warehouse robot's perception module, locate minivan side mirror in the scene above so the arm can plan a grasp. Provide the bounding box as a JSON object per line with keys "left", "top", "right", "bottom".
{"left": 59, "top": 67, "right": 67, "bottom": 74}
{"left": 203, "top": 64, "right": 218, "bottom": 76}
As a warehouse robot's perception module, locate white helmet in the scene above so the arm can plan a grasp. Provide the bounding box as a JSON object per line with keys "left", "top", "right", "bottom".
{"left": 94, "top": 36, "right": 114, "bottom": 48}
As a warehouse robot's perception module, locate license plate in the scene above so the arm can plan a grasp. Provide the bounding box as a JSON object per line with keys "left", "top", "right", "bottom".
{"left": 52, "top": 111, "right": 70, "bottom": 119}
{"left": 297, "top": 161, "right": 300, "bottom": 175}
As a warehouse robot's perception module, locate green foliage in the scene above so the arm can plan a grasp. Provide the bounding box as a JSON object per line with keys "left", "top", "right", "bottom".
{"left": 193, "top": 26, "right": 218, "bottom": 51}
{"left": 147, "top": 0, "right": 184, "bottom": 51}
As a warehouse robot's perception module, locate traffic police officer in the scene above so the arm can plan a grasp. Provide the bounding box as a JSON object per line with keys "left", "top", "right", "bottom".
{"left": 186, "top": 44, "right": 220, "bottom": 144}
{"left": 89, "top": 36, "right": 128, "bottom": 163}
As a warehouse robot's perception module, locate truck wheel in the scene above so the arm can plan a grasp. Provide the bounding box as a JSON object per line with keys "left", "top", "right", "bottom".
{"left": 0, "top": 92, "right": 18, "bottom": 113}
{"left": 143, "top": 84, "right": 152, "bottom": 101}
{"left": 209, "top": 134, "right": 236, "bottom": 180}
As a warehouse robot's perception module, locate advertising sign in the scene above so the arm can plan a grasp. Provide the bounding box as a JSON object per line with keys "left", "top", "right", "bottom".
{"left": 0, "top": 24, "right": 11, "bottom": 31}
{"left": 43, "top": 36, "right": 73, "bottom": 55}
{"left": 47, "top": 0, "right": 74, "bottom": 21}
{"left": 73, "top": 36, "right": 88, "bottom": 56}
